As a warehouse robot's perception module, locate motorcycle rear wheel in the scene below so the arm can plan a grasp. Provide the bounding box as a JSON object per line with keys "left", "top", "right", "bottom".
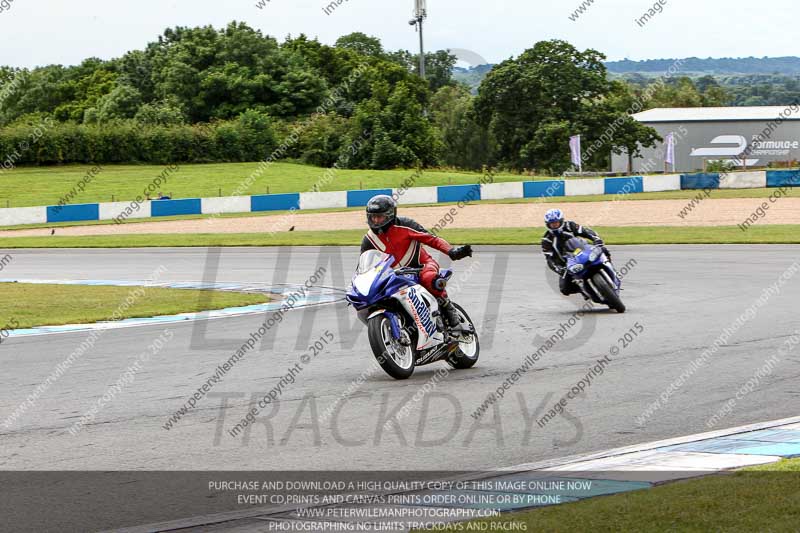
{"left": 446, "top": 303, "right": 481, "bottom": 369}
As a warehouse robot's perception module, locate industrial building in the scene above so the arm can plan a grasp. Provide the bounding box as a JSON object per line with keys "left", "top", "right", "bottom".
{"left": 612, "top": 106, "right": 800, "bottom": 173}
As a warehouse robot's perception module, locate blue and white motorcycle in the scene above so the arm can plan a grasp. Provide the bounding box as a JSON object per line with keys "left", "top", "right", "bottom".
{"left": 346, "top": 250, "right": 480, "bottom": 379}
{"left": 564, "top": 237, "right": 626, "bottom": 313}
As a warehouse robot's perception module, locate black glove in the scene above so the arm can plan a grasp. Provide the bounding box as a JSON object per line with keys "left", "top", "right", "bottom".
{"left": 594, "top": 239, "right": 611, "bottom": 259}
{"left": 448, "top": 245, "right": 473, "bottom": 261}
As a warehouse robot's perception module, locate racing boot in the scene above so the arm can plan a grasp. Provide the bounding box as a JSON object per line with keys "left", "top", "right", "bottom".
{"left": 439, "top": 298, "right": 464, "bottom": 333}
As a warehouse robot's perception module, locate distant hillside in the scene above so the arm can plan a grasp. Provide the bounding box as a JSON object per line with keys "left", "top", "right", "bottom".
{"left": 452, "top": 64, "right": 495, "bottom": 92}
{"left": 605, "top": 56, "right": 800, "bottom": 75}
{"left": 453, "top": 56, "right": 800, "bottom": 93}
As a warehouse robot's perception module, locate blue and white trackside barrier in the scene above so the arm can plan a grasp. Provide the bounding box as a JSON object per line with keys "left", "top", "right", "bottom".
{"left": 0, "top": 170, "right": 796, "bottom": 228}
{"left": 679, "top": 169, "right": 799, "bottom": 190}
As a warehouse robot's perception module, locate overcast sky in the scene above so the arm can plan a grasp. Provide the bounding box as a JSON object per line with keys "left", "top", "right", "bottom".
{"left": 1, "top": 0, "right": 797, "bottom": 68}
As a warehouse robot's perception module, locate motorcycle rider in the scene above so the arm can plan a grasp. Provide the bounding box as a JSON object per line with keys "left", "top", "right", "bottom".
{"left": 361, "top": 195, "right": 473, "bottom": 331}
{"left": 541, "top": 208, "right": 611, "bottom": 296}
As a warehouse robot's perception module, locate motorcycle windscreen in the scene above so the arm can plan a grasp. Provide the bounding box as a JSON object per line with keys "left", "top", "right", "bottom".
{"left": 357, "top": 250, "right": 391, "bottom": 274}
{"left": 564, "top": 237, "right": 588, "bottom": 253}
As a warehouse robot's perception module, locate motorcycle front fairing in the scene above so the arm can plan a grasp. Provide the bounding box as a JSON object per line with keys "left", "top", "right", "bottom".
{"left": 391, "top": 286, "right": 445, "bottom": 351}
{"left": 346, "top": 251, "right": 445, "bottom": 351}
{"left": 565, "top": 239, "right": 622, "bottom": 296}
{"left": 346, "top": 252, "right": 413, "bottom": 310}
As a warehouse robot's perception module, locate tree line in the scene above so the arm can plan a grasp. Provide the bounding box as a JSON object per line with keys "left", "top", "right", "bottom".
{"left": 0, "top": 22, "right": 676, "bottom": 174}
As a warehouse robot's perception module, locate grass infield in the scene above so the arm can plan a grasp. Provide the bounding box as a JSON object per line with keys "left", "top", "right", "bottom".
{"left": 0, "top": 225, "right": 799, "bottom": 248}
{"left": 439, "top": 458, "right": 800, "bottom": 532}
{"left": 0, "top": 162, "right": 538, "bottom": 209}
{"left": 0, "top": 283, "right": 269, "bottom": 329}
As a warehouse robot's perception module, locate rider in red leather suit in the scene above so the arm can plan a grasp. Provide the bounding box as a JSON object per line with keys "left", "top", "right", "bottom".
{"left": 360, "top": 195, "right": 473, "bottom": 330}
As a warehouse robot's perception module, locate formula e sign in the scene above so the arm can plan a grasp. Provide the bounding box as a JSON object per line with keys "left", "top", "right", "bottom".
{"left": 690, "top": 135, "right": 759, "bottom": 166}
{"left": 691, "top": 134, "right": 800, "bottom": 166}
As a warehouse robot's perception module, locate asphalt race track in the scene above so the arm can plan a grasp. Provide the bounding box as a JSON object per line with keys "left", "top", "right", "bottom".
{"left": 1, "top": 245, "right": 800, "bottom": 530}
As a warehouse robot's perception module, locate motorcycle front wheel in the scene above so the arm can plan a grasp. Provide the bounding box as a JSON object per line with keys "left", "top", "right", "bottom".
{"left": 367, "top": 314, "right": 415, "bottom": 379}
{"left": 592, "top": 272, "right": 626, "bottom": 313}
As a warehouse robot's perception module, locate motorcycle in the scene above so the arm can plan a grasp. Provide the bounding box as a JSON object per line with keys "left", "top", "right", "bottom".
{"left": 346, "top": 250, "right": 480, "bottom": 379}
{"left": 564, "top": 237, "right": 626, "bottom": 313}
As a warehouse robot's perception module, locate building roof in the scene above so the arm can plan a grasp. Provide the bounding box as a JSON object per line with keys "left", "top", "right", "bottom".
{"left": 632, "top": 106, "right": 800, "bottom": 123}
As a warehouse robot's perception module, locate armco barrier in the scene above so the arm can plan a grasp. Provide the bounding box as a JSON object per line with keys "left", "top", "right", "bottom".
{"left": 523, "top": 180, "right": 565, "bottom": 198}
{"left": 437, "top": 184, "right": 481, "bottom": 204}
{"left": 251, "top": 193, "right": 300, "bottom": 212}
{"left": 767, "top": 170, "right": 800, "bottom": 188}
{"left": 0, "top": 170, "right": 789, "bottom": 228}
{"left": 200, "top": 196, "right": 251, "bottom": 216}
{"left": 681, "top": 173, "right": 720, "bottom": 190}
{"left": 299, "top": 191, "right": 347, "bottom": 210}
{"left": 0, "top": 206, "right": 46, "bottom": 226}
{"left": 565, "top": 178, "right": 604, "bottom": 196}
{"left": 719, "top": 171, "right": 767, "bottom": 189}
{"left": 99, "top": 201, "right": 153, "bottom": 221}
{"left": 643, "top": 174, "right": 681, "bottom": 192}
{"left": 151, "top": 198, "right": 202, "bottom": 217}
{"left": 605, "top": 176, "right": 643, "bottom": 195}
{"left": 480, "top": 182, "right": 523, "bottom": 201}
{"left": 47, "top": 203, "right": 99, "bottom": 223}
{"left": 347, "top": 189, "right": 392, "bottom": 207}
{"left": 395, "top": 186, "right": 438, "bottom": 205}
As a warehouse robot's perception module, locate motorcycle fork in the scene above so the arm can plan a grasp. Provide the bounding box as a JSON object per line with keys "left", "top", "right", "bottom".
{"left": 601, "top": 260, "right": 622, "bottom": 289}
{"left": 384, "top": 311, "right": 411, "bottom": 346}
{"left": 384, "top": 311, "right": 402, "bottom": 339}
{"left": 577, "top": 278, "right": 598, "bottom": 302}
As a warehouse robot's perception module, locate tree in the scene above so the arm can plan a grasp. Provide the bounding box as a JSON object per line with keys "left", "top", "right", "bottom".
{"left": 422, "top": 50, "right": 457, "bottom": 91}
{"left": 429, "top": 85, "right": 493, "bottom": 168}
{"left": 115, "top": 49, "right": 156, "bottom": 102}
{"left": 335, "top": 32, "right": 384, "bottom": 58}
{"left": 0, "top": 23, "right": 450, "bottom": 169}
{"left": 96, "top": 84, "right": 143, "bottom": 122}
{"left": 387, "top": 49, "right": 457, "bottom": 91}
{"left": 347, "top": 78, "right": 441, "bottom": 169}
{"left": 284, "top": 34, "right": 362, "bottom": 89}
{"left": 639, "top": 76, "right": 731, "bottom": 109}
{"left": 53, "top": 66, "right": 118, "bottom": 122}
{"left": 148, "top": 22, "right": 327, "bottom": 122}
{"left": 298, "top": 113, "right": 350, "bottom": 167}
{"left": 386, "top": 50, "right": 415, "bottom": 72}
{"left": 134, "top": 98, "right": 186, "bottom": 125}
{"left": 475, "top": 40, "right": 657, "bottom": 173}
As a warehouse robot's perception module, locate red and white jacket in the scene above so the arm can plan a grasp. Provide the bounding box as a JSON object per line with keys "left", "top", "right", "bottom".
{"left": 360, "top": 217, "right": 453, "bottom": 268}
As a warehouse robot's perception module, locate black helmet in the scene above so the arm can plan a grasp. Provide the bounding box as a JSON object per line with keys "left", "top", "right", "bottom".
{"left": 366, "top": 195, "right": 397, "bottom": 233}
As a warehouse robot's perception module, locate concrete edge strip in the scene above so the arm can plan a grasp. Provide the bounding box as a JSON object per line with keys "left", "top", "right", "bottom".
{"left": 105, "top": 415, "right": 800, "bottom": 533}
{"left": 508, "top": 414, "right": 800, "bottom": 472}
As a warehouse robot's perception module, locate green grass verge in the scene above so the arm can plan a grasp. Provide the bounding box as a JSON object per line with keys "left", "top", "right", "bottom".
{"left": 439, "top": 458, "right": 800, "bottom": 533}
{"left": 0, "top": 283, "right": 269, "bottom": 329}
{"left": 0, "top": 162, "right": 544, "bottom": 209}
{"left": 0, "top": 225, "right": 798, "bottom": 249}
{"left": 1, "top": 186, "right": 796, "bottom": 232}
{"left": 5, "top": 160, "right": 795, "bottom": 211}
